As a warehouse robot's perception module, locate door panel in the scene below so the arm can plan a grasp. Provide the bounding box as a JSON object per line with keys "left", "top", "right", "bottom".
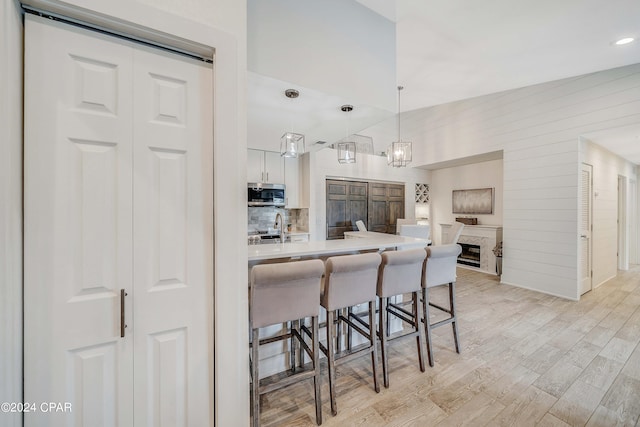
{"left": 326, "top": 180, "right": 368, "bottom": 239}
{"left": 367, "top": 182, "right": 405, "bottom": 234}
{"left": 24, "top": 15, "right": 133, "bottom": 426}
{"left": 132, "top": 46, "right": 213, "bottom": 427}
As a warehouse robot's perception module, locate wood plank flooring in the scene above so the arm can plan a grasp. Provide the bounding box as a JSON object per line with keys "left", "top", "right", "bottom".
{"left": 258, "top": 266, "right": 640, "bottom": 426}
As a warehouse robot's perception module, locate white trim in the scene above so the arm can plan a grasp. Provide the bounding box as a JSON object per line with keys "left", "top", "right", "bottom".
{"left": 498, "top": 280, "right": 580, "bottom": 301}
{"left": 0, "top": 1, "right": 23, "bottom": 426}
{"left": 14, "top": 1, "right": 248, "bottom": 426}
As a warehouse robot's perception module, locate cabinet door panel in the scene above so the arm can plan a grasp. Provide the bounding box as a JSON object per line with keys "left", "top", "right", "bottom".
{"left": 264, "top": 150, "right": 284, "bottom": 183}
{"left": 326, "top": 180, "right": 349, "bottom": 239}
{"left": 284, "top": 157, "right": 299, "bottom": 207}
{"left": 247, "top": 149, "right": 264, "bottom": 183}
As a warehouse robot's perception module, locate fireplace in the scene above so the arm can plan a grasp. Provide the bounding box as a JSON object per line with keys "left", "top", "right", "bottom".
{"left": 458, "top": 243, "right": 481, "bottom": 267}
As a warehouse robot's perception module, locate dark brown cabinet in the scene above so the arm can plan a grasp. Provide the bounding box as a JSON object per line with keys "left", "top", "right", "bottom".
{"left": 326, "top": 179, "right": 404, "bottom": 239}
{"left": 326, "top": 180, "right": 368, "bottom": 239}
{"left": 367, "top": 182, "right": 405, "bottom": 234}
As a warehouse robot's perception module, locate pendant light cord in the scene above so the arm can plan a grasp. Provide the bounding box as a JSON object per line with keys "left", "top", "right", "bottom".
{"left": 397, "top": 85, "right": 403, "bottom": 143}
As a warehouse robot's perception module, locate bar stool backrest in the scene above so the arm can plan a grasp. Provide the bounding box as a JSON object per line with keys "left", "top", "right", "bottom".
{"left": 424, "top": 244, "right": 462, "bottom": 288}
{"left": 377, "top": 249, "right": 427, "bottom": 298}
{"left": 323, "top": 253, "right": 382, "bottom": 311}
{"left": 251, "top": 260, "right": 325, "bottom": 329}
{"left": 444, "top": 221, "right": 465, "bottom": 244}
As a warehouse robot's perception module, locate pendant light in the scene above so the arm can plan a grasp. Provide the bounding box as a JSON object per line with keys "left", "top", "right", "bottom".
{"left": 387, "top": 86, "right": 412, "bottom": 167}
{"left": 280, "top": 89, "right": 305, "bottom": 158}
{"left": 337, "top": 104, "right": 356, "bottom": 164}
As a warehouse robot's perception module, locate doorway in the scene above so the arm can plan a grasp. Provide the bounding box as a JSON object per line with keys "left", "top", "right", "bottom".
{"left": 580, "top": 163, "right": 593, "bottom": 295}
{"left": 618, "top": 175, "right": 629, "bottom": 270}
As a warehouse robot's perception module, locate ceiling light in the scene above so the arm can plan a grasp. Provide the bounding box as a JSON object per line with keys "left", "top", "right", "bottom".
{"left": 387, "top": 86, "right": 412, "bottom": 168}
{"left": 615, "top": 37, "right": 635, "bottom": 45}
{"left": 280, "top": 89, "right": 305, "bottom": 158}
{"left": 337, "top": 104, "right": 356, "bottom": 164}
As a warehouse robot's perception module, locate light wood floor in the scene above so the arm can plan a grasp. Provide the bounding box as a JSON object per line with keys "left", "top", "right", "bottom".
{"left": 258, "top": 266, "right": 640, "bottom": 427}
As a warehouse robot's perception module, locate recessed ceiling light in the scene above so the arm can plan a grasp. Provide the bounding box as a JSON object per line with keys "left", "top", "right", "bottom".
{"left": 615, "top": 37, "right": 635, "bottom": 45}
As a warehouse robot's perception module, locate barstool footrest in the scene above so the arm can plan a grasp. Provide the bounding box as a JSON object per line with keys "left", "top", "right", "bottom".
{"left": 259, "top": 368, "right": 317, "bottom": 395}
{"left": 430, "top": 317, "right": 455, "bottom": 329}
{"left": 428, "top": 301, "right": 452, "bottom": 314}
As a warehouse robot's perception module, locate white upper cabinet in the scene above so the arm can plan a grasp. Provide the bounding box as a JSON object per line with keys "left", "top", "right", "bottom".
{"left": 284, "top": 154, "right": 309, "bottom": 208}
{"left": 247, "top": 149, "right": 284, "bottom": 184}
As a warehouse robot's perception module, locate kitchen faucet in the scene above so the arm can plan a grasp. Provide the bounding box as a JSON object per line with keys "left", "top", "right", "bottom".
{"left": 274, "top": 212, "right": 285, "bottom": 243}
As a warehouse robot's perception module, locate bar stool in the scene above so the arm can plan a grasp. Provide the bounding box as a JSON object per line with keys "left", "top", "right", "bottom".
{"left": 423, "top": 244, "right": 463, "bottom": 366}
{"left": 320, "top": 252, "right": 382, "bottom": 416}
{"left": 250, "top": 260, "right": 325, "bottom": 427}
{"left": 377, "top": 248, "right": 427, "bottom": 387}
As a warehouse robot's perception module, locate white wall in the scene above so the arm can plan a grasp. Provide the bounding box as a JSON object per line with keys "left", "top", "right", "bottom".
{"left": 0, "top": 2, "right": 23, "bottom": 426}
{"left": 5, "top": 1, "right": 248, "bottom": 426}
{"left": 308, "top": 148, "right": 431, "bottom": 239}
{"left": 430, "top": 159, "right": 503, "bottom": 244}
{"left": 393, "top": 64, "right": 640, "bottom": 300}
{"left": 582, "top": 139, "right": 637, "bottom": 287}
{"left": 247, "top": 0, "right": 396, "bottom": 112}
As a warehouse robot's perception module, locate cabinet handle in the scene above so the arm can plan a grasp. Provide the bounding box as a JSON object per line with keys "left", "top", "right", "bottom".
{"left": 266, "top": 172, "right": 269, "bottom": 182}
{"left": 120, "top": 289, "right": 128, "bottom": 338}
{"left": 261, "top": 172, "right": 264, "bottom": 182}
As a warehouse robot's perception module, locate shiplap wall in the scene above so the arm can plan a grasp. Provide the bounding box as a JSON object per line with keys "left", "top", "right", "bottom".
{"left": 308, "top": 148, "right": 431, "bottom": 240}
{"left": 400, "top": 63, "right": 640, "bottom": 300}
{"left": 0, "top": 1, "right": 22, "bottom": 425}
{"left": 582, "top": 139, "right": 637, "bottom": 287}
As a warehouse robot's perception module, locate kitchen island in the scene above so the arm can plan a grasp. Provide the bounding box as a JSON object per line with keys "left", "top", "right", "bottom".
{"left": 248, "top": 232, "right": 430, "bottom": 378}
{"left": 248, "top": 232, "right": 429, "bottom": 263}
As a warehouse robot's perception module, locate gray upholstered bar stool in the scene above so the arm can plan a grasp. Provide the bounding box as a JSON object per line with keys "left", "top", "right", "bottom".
{"left": 250, "top": 260, "right": 325, "bottom": 427}
{"left": 422, "top": 243, "right": 463, "bottom": 367}
{"left": 377, "top": 248, "right": 427, "bottom": 388}
{"left": 320, "top": 252, "right": 382, "bottom": 416}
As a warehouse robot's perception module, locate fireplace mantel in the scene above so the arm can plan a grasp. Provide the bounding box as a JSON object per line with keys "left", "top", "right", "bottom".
{"left": 440, "top": 223, "right": 503, "bottom": 275}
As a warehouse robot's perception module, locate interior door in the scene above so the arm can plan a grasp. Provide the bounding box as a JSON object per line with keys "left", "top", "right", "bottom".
{"left": 25, "top": 15, "right": 213, "bottom": 427}
{"left": 132, "top": 44, "right": 213, "bottom": 427}
{"left": 580, "top": 163, "right": 593, "bottom": 295}
{"left": 24, "top": 15, "right": 134, "bottom": 426}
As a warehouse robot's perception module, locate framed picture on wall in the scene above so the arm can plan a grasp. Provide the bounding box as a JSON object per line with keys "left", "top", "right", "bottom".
{"left": 452, "top": 188, "right": 494, "bottom": 214}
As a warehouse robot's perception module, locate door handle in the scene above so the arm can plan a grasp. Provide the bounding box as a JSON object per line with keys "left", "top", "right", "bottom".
{"left": 120, "top": 289, "right": 128, "bottom": 337}
{"left": 580, "top": 234, "right": 588, "bottom": 239}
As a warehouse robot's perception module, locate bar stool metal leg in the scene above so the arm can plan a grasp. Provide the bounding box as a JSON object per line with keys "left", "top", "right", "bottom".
{"left": 312, "top": 316, "right": 323, "bottom": 425}
{"left": 368, "top": 300, "right": 380, "bottom": 393}
{"left": 379, "top": 296, "right": 389, "bottom": 388}
{"left": 326, "top": 310, "right": 337, "bottom": 416}
{"left": 422, "top": 287, "right": 435, "bottom": 367}
{"left": 450, "top": 282, "right": 461, "bottom": 353}
{"left": 413, "top": 292, "right": 426, "bottom": 372}
{"left": 251, "top": 328, "right": 260, "bottom": 427}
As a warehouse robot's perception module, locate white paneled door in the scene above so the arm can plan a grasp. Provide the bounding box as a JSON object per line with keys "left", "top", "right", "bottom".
{"left": 580, "top": 163, "right": 593, "bottom": 296}
{"left": 24, "top": 15, "right": 213, "bottom": 427}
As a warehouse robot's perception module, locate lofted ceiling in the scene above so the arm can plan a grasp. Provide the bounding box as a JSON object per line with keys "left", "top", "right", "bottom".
{"left": 249, "top": 0, "right": 640, "bottom": 164}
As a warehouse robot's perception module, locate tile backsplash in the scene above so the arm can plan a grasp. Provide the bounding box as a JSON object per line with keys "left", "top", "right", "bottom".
{"left": 248, "top": 207, "right": 309, "bottom": 233}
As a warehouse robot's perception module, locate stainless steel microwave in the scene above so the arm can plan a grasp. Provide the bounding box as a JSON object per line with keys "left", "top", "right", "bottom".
{"left": 248, "top": 183, "right": 286, "bottom": 207}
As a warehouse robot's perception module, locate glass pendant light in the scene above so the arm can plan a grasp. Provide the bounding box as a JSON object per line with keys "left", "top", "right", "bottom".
{"left": 280, "top": 89, "right": 305, "bottom": 158}
{"left": 337, "top": 104, "right": 356, "bottom": 164}
{"left": 387, "top": 86, "right": 412, "bottom": 167}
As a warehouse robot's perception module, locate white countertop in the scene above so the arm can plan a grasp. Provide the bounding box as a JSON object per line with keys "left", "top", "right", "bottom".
{"left": 248, "top": 233, "right": 429, "bottom": 262}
